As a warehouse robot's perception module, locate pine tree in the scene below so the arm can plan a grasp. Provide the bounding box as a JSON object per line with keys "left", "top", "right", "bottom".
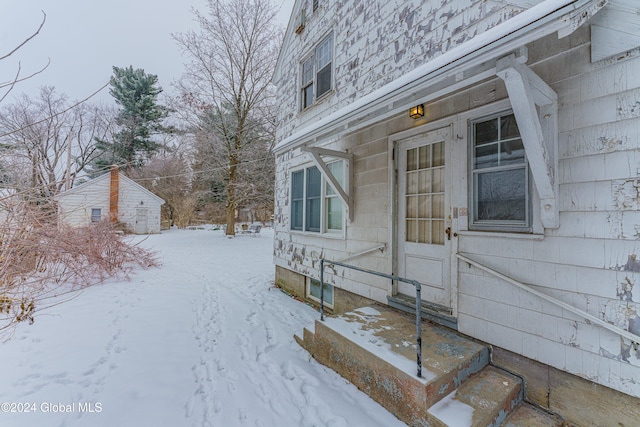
{"left": 92, "top": 66, "right": 169, "bottom": 173}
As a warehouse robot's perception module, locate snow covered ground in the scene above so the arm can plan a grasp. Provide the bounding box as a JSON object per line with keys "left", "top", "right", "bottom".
{"left": 0, "top": 228, "right": 406, "bottom": 427}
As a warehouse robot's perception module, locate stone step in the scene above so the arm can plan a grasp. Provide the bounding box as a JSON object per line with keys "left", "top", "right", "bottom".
{"left": 296, "top": 304, "right": 495, "bottom": 426}
{"left": 501, "top": 403, "right": 564, "bottom": 427}
{"left": 427, "top": 365, "right": 523, "bottom": 426}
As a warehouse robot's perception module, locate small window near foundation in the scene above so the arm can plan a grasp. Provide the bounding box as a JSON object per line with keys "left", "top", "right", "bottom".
{"left": 307, "top": 278, "right": 333, "bottom": 307}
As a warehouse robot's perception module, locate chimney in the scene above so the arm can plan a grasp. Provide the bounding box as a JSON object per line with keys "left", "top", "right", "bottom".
{"left": 109, "top": 165, "right": 119, "bottom": 223}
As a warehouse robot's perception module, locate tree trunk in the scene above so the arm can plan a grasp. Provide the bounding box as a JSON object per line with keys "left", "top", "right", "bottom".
{"left": 225, "top": 154, "right": 238, "bottom": 236}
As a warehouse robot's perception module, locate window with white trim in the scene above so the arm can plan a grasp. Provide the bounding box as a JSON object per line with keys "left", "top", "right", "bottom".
{"left": 290, "top": 161, "right": 344, "bottom": 233}
{"left": 325, "top": 160, "right": 344, "bottom": 231}
{"left": 300, "top": 34, "right": 333, "bottom": 110}
{"left": 91, "top": 208, "right": 102, "bottom": 223}
{"left": 470, "top": 112, "right": 531, "bottom": 231}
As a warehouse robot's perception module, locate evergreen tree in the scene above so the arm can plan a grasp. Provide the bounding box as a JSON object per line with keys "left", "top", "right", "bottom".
{"left": 93, "top": 66, "right": 169, "bottom": 172}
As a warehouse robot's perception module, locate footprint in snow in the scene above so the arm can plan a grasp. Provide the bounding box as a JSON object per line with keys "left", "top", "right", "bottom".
{"left": 246, "top": 311, "right": 258, "bottom": 325}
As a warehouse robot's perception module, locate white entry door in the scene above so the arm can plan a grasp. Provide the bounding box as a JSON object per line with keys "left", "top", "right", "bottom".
{"left": 397, "top": 127, "right": 451, "bottom": 308}
{"left": 135, "top": 208, "right": 148, "bottom": 234}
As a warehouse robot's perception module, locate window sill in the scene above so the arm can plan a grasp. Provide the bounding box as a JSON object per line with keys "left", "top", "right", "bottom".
{"left": 456, "top": 230, "right": 544, "bottom": 240}
{"left": 290, "top": 229, "right": 346, "bottom": 240}
{"left": 298, "top": 89, "right": 334, "bottom": 114}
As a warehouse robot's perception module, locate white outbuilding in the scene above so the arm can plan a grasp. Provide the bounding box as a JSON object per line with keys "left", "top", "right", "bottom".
{"left": 57, "top": 166, "right": 164, "bottom": 234}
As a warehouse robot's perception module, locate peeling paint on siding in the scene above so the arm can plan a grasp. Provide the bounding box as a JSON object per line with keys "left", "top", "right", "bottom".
{"left": 617, "top": 90, "right": 640, "bottom": 120}
{"left": 629, "top": 316, "right": 640, "bottom": 336}
{"left": 613, "top": 179, "right": 640, "bottom": 210}
{"left": 618, "top": 276, "right": 635, "bottom": 301}
{"left": 624, "top": 255, "right": 640, "bottom": 273}
{"left": 274, "top": 0, "right": 529, "bottom": 142}
{"left": 598, "top": 136, "right": 624, "bottom": 152}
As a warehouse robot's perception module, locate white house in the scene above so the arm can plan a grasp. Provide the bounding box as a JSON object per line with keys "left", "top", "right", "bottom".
{"left": 273, "top": 0, "right": 640, "bottom": 423}
{"left": 57, "top": 166, "right": 164, "bottom": 234}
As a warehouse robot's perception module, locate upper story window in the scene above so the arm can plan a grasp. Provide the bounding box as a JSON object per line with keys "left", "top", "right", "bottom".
{"left": 300, "top": 34, "right": 333, "bottom": 110}
{"left": 291, "top": 160, "right": 344, "bottom": 233}
{"left": 470, "top": 112, "right": 531, "bottom": 232}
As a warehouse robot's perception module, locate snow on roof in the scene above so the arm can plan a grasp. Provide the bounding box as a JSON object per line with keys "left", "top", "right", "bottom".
{"left": 274, "top": 0, "right": 590, "bottom": 153}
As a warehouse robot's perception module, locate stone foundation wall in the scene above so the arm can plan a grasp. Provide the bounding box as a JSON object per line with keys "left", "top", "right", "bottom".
{"left": 275, "top": 265, "right": 305, "bottom": 298}
{"left": 492, "top": 346, "right": 640, "bottom": 427}
{"left": 276, "top": 266, "right": 377, "bottom": 315}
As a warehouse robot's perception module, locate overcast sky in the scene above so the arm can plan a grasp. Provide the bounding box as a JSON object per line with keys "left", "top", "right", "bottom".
{"left": 0, "top": 0, "right": 294, "bottom": 105}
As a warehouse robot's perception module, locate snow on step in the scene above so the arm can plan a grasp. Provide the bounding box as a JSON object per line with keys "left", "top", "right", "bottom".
{"left": 428, "top": 366, "right": 522, "bottom": 427}
{"left": 297, "top": 304, "right": 494, "bottom": 426}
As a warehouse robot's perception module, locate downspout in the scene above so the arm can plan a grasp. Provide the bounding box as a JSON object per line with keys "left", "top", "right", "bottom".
{"left": 109, "top": 165, "right": 119, "bottom": 223}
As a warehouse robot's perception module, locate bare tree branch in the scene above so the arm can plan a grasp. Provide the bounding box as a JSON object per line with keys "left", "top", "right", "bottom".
{"left": 173, "top": 0, "right": 281, "bottom": 234}
{"left": 0, "top": 195, "right": 159, "bottom": 337}
{"left": 0, "top": 87, "right": 114, "bottom": 199}
{"left": 0, "top": 11, "right": 46, "bottom": 61}
{"left": 0, "top": 81, "right": 110, "bottom": 140}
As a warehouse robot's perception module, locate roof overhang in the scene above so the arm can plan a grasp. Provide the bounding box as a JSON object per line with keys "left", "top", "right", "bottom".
{"left": 274, "top": 0, "right": 607, "bottom": 155}
{"left": 590, "top": 0, "right": 640, "bottom": 61}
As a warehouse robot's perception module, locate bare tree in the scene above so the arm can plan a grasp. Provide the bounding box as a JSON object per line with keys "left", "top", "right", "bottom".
{"left": 128, "top": 151, "right": 200, "bottom": 228}
{"left": 0, "top": 11, "right": 159, "bottom": 338}
{"left": 0, "top": 11, "right": 49, "bottom": 104}
{"left": 0, "top": 191, "right": 158, "bottom": 337}
{"left": 173, "top": 0, "right": 280, "bottom": 236}
{"left": 189, "top": 113, "right": 275, "bottom": 223}
{"left": 0, "top": 87, "right": 115, "bottom": 199}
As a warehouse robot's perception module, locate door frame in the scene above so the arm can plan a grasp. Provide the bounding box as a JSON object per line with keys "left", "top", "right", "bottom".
{"left": 388, "top": 118, "right": 458, "bottom": 315}
{"left": 135, "top": 207, "right": 149, "bottom": 234}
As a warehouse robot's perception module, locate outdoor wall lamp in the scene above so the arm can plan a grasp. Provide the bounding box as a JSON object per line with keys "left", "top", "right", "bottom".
{"left": 409, "top": 104, "right": 424, "bottom": 119}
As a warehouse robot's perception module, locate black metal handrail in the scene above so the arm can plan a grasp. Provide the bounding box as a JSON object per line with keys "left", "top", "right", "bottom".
{"left": 319, "top": 258, "right": 424, "bottom": 378}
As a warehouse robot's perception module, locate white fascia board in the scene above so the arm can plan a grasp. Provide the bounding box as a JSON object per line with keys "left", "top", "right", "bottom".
{"left": 274, "top": 0, "right": 601, "bottom": 154}
{"left": 274, "top": 0, "right": 305, "bottom": 83}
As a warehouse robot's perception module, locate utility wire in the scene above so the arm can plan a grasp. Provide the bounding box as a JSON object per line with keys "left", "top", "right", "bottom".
{"left": 0, "top": 80, "right": 110, "bottom": 139}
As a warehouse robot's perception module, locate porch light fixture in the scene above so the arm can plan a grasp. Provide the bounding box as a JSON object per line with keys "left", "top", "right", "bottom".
{"left": 409, "top": 104, "right": 424, "bottom": 119}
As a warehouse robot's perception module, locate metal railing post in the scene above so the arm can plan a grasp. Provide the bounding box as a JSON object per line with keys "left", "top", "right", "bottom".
{"left": 320, "top": 258, "right": 325, "bottom": 321}
{"left": 414, "top": 280, "right": 422, "bottom": 378}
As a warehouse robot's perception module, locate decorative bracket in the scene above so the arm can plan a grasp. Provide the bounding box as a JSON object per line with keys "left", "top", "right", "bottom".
{"left": 496, "top": 52, "right": 559, "bottom": 229}
{"left": 302, "top": 147, "right": 354, "bottom": 221}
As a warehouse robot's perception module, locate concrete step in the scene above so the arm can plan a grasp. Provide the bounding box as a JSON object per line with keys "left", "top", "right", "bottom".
{"left": 388, "top": 294, "right": 458, "bottom": 330}
{"left": 501, "top": 403, "right": 564, "bottom": 427}
{"left": 427, "top": 365, "right": 522, "bottom": 427}
{"left": 296, "top": 304, "right": 502, "bottom": 426}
